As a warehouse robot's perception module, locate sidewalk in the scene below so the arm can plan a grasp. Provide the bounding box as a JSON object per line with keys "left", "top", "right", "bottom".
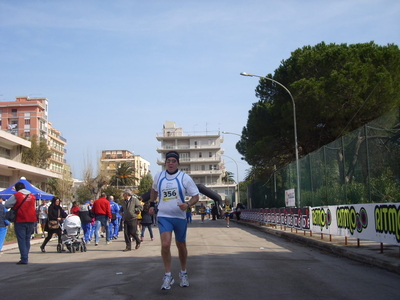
{"left": 1, "top": 236, "right": 48, "bottom": 253}
{"left": 233, "top": 219, "right": 400, "bottom": 275}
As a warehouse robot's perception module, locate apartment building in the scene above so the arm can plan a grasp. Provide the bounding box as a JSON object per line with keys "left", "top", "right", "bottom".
{"left": 156, "top": 121, "right": 236, "bottom": 204}
{"left": 48, "top": 122, "right": 68, "bottom": 175}
{"left": 0, "top": 129, "right": 62, "bottom": 190}
{"left": 0, "top": 96, "right": 69, "bottom": 176}
{"left": 100, "top": 150, "right": 150, "bottom": 187}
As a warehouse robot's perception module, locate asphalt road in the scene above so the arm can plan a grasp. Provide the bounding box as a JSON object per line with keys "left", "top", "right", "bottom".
{"left": 0, "top": 216, "right": 399, "bottom": 300}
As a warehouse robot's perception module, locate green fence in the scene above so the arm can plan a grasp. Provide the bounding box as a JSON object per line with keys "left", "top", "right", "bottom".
{"left": 248, "top": 107, "right": 400, "bottom": 208}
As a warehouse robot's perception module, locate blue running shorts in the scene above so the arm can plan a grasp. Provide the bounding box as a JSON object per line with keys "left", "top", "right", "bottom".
{"left": 158, "top": 217, "right": 188, "bottom": 243}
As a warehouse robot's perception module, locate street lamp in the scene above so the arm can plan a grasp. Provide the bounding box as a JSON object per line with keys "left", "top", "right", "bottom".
{"left": 222, "top": 154, "right": 240, "bottom": 207}
{"left": 240, "top": 72, "right": 301, "bottom": 207}
{"left": 222, "top": 131, "right": 242, "bottom": 137}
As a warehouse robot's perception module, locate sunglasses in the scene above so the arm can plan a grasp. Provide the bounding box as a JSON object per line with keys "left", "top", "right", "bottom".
{"left": 166, "top": 159, "right": 178, "bottom": 163}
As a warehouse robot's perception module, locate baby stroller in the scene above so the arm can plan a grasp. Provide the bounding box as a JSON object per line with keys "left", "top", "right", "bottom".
{"left": 58, "top": 213, "right": 87, "bottom": 253}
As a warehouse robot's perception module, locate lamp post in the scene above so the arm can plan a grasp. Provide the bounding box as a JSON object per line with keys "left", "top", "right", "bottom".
{"left": 240, "top": 72, "right": 301, "bottom": 207}
{"left": 222, "top": 154, "right": 240, "bottom": 207}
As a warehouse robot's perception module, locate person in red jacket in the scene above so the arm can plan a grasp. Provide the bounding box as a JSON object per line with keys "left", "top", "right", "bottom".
{"left": 92, "top": 192, "right": 112, "bottom": 246}
{"left": 5, "top": 181, "right": 37, "bottom": 264}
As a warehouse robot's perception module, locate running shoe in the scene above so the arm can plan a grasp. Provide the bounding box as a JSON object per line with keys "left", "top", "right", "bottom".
{"left": 179, "top": 272, "right": 189, "bottom": 287}
{"left": 161, "top": 275, "right": 174, "bottom": 290}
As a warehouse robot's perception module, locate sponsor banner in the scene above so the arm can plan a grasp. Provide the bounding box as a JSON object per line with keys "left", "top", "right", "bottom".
{"left": 241, "top": 207, "right": 310, "bottom": 230}
{"left": 311, "top": 203, "right": 400, "bottom": 246}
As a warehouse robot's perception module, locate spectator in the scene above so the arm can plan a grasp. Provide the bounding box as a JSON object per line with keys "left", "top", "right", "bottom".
{"left": 140, "top": 202, "right": 154, "bottom": 241}
{"left": 5, "top": 182, "right": 37, "bottom": 264}
{"left": 40, "top": 197, "right": 67, "bottom": 253}
{"left": 0, "top": 197, "right": 10, "bottom": 255}
{"left": 108, "top": 196, "right": 120, "bottom": 240}
{"left": 121, "top": 190, "right": 143, "bottom": 251}
{"left": 92, "top": 192, "right": 112, "bottom": 246}
{"left": 37, "top": 199, "right": 49, "bottom": 237}
{"left": 211, "top": 203, "right": 218, "bottom": 220}
{"left": 79, "top": 200, "right": 94, "bottom": 244}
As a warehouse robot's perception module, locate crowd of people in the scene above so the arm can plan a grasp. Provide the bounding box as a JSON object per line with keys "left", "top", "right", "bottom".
{"left": 1, "top": 151, "right": 245, "bottom": 291}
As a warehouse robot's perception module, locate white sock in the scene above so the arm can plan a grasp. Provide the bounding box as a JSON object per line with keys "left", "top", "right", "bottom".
{"left": 180, "top": 270, "right": 187, "bottom": 274}
{"left": 165, "top": 272, "right": 171, "bottom": 276}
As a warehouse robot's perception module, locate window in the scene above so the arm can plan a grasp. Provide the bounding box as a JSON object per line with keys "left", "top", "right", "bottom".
{"left": 0, "top": 175, "right": 10, "bottom": 189}
{"left": 180, "top": 153, "right": 189, "bottom": 162}
{"left": 0, "top": 146, "right": 11, "bottom": 159}
{"left": 199, "top": 152, "right": 202, "bottom": 158}
{"left": 11, "top": 109, "right": 17, "bottom": 116}
{"left": 209, "top": 152, "right": 212, "bottom": 157}
{"left": 25, "top": 119, "right": 30, "bottom": 125}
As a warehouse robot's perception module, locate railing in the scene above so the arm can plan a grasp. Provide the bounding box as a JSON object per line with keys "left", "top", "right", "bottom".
{"left": 185, "top": 170, "right": 222, "bottom": 175}
{"left": 157, "top": 157, "right": 222, "bottom": 164}
{"left": 156, "top": 131, "right": 220, "bottom": 137}
{"left": 157, "top": 145, "right": 221, "bottom": 151}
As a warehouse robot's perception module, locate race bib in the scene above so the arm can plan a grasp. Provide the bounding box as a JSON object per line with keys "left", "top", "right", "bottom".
{"left": 162, "top": 187, "right": 179, "bottom": 201}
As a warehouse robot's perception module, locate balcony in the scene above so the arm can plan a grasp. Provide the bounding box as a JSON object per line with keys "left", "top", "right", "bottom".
{"left": 157, "top": 156, "right": 222, "bottom": 165}
{"left": 156, "top": 131, "right": 220, "bottom": 140}
{"left": 186, "top": 169, "right": 223, "bottom": 176}
{"left": 157, "top": 144, "right": 221, "bottom": 152}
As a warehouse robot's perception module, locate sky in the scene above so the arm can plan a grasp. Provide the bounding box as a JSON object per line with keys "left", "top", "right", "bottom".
{"left": 0, "top": 0, "right": 399, "bottom": 181}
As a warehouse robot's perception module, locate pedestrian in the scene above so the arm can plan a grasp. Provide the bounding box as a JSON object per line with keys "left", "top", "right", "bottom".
{"left": 186, "top": 205, "right": 192, "bottom": 223}
{"left": 88, "top": 199, "right": 95, "bottom": 241}
{"left": 206, "top": 205, "right": 211, "bottom": 220}
{"left": 152, "top": 201, "right": 158, "bottom": 226}
{"left": 235, "top": 203, "right": 244, "bottom": 221}
{"left": 137, "top": 197, "right": 144, "bottom": 237}
{"left": 40, "top": 197, "right": 67, "bottom": 252}
{"left": 140, "top": 202, "right": 154, "bottom": 241}
{"left": 108, "top": 195, "right": 120, "bottom": 240}
{"left": 5, "top": 182, "right": 37, "bottom": 264}
{"left": 79, "top": 200, "right": 94, "bottom": 244}
{"left": 198, "top": 203, "right": 206, "bottom": 223}
{"left": 0, "top": 197, "right": 10, "bottom": 255}
{"left": 37, "top": 199, "right": 49, "bottom": 237}
{"left": 92, "top": 192, "right": 112, "bottom": 246}
{"left": 115, "top": 200, "right": 123, "bottom": 233}
{"left": 149, "top": 150, "right": 199, "bottom": 290}
{"left": 211, "top": 203, "right": 218, "bottom": 220}
{"left": 121, "top": 190, "right": 143, "bottom": 251}
{"left": 223, "top": 199, "right": 233, "bottom": 228}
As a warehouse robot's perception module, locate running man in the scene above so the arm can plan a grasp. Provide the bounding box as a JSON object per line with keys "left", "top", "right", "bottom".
{"left": 149, "top": 151, "right": 199, "bottom": 290}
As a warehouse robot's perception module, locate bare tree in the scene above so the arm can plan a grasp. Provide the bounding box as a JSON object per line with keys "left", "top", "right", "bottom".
{"left": 83, "top": 159, "right": 110, "bottom": 199}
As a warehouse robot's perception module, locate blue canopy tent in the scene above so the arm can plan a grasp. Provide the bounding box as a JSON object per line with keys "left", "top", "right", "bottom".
{"left": 0, "top": 177, "right": 54, "bottom": 200}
